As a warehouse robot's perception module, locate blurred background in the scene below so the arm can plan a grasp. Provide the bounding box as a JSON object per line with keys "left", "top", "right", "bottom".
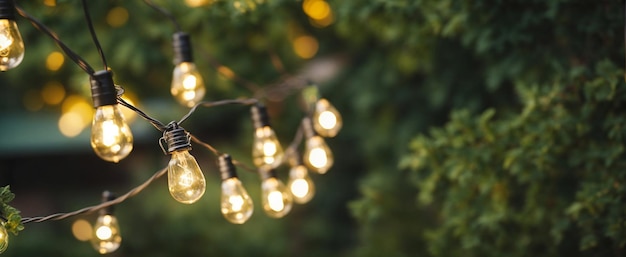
{"left": 0, "top": 0, "right": 625, "bottom": 256}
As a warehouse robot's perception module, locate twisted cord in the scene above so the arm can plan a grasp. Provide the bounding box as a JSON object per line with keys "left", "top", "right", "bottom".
{"left": 15, "top": 6, "right": 95, "bottom": 75}
{"left": 21, "top": 167, "right": 168, "bottom": 224}
{"left": 81, "top": 0, "right": 108, "bottom": 70}
{"left": 143, "top": 0, "right": 182, "bottom": 32}
{"left": 117, "top": 97, "right": 167, "bottom": 131}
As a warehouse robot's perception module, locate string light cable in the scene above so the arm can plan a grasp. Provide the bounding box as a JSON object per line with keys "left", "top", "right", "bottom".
{"left": 0, "top": 0, "right": 344, "bottom": 254}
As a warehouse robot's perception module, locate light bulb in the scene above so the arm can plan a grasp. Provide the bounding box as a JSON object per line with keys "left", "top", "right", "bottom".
{"left": 91, "top": 105, "right": 134, "bottom": 163}
{"left": 0, "top": 1, "right": 25, "bottom": 72}
{"left": 302, "top": 117, "right": 334, "bottom": 174}
{"left": 303, "top": 136, "right": 333, "bottom": 174}
{"left": 312, "top": 98, "right": 342, "bottom": 137}
{"left": 171, "top": 62, "right": 205, "bottom": 107}
{"left": 219, "top": 154, "right": 253, "bottom": 224}
{"left": 0, "top": 223, "right": 8, "bottom": 254}
{"left": 91, "top": 191, "right": 121, "bottom": 254}
{"left": 163, "top": 123, "right": 206, "bottom": 204}
{"left": 171, "top": 32, "right": 205, "bottom": 107}
{"left": 251, "top": 104, "right": 284, "bottom": 169}
{"left": 90, "top": 70, "right": 133, "bottom": 163}
{"left": 91, "top": 214, "right": 121, "bottom": 254}
{"left": 260, "top": 169, "right": 293, "bottom": 218}
{"left": 168, "top": 151, "right": 206, "bottom": 204}
{"left": 287, "top": 164, "right": 315, "bottom": 204}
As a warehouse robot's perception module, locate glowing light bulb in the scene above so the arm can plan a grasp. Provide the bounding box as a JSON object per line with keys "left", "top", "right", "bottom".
{"left": 251, "top": 104, "right": 284, "bottom": 169}
{"left": 91, "top": 105, "right": 133, "bottom": 163}
{"left": 287, "top": 164, "right": 315, "bottom": 204}
{"left": 260, "top": 169, "right": 293, "bottom": 218}
{"left": 171, "top": 62, "right": 205, "bottom": 107}
{"left": 219, "top": 154, "right": 253, "bottom": 224}
{"left": 163, "top": 123, "right": 206, "bottom": 204}
{"left": 0, "top": 12, "right": 25, "bottom": 71}
{"left": 89, "top": 70, "right": 133, "bottom": 163}
{"left": 313, "top": 98, "right": 342, "bottom": 137}
{"left": 91, "top": 191, "right": 121, "bottom": 254}
{"left": 0, "top": 223, "right": 8, "bottom": 254}
{"left": 171, "top": 32, "right": 205, "bottom": 107}
{"left": 168, "top": 151, "right": 206, "bottom": 204}
{"left": 302, "top": 117, "right": 334, "bottom": 174}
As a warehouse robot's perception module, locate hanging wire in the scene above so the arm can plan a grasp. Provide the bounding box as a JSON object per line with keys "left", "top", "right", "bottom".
{"left": 143, "top": 0, "right": 182, "bottom": 32}
{"left": 81, "top": 0, "right": 108, "bottom": 70}
{"left": 21, "top": 167, "right": 168, "bottom": 224}
{"left": 117, "top": 97, "right": 167, "bottom": 131}
{"left": 15, "top": 6, "right": 95, "bottom": 75}
{"left": 178, "top": 98, "right": 259, "bottom": 125}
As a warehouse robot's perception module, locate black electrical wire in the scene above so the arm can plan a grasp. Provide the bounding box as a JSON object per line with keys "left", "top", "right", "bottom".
{"left": 15, "top": 6, "right": 95, "bottom": 75}
{"left": 81, "top": 0, "right": 108, "bottom": 70}
{"left": 143, "top": 0, "right": 182, "bottom": 32}
{"left": 178, "top": 98, "right": 259, "bottom": 125}
{"left": 117, "top": 97, "right": 167, "bottom": 131}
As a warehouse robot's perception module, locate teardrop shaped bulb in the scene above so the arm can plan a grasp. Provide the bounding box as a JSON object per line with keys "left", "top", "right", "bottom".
{"left": 303, "top": 135, "right": 334, "bottom": 174}
{"left": 168, "top": 151, "right": 206, "bottom": 204}
{"left": 252, "top": 126, "right": 284, "bottom": 169}
{"left": 171, "top": 62, "right": 205, "bottom": 107}
{"left": 313, "top": 98, "right": 342, "bottom": 137}
{"left": 221, "top": 177, "right": 254, "bottom": 224}
{"left": 261, "top": 177, "right": 293, "bottom": 218}
{"left": 0, "top": 19, "right": 24, "bottom": 71}
{"left": 90, "top": 105, "right": 134, "bottom": 163}
{"left": 288, "top": 165, "right": 315, "bottom": 204}
{"left": 90, "top": 214, "right": 122, "bottom": 254}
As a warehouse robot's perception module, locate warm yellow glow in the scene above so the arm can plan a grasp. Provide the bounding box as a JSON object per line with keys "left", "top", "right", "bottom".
{"left": 0, "top": 224, "right": 7, "bottom": 254}
{"left": 0, "top": 19, "right": 25, "bottom": 71}
{"left": 185, "top": 0, "right": 215, "bottom": 7}
{"left": 252, "top": 126, "right": 285, "bottom": 169}
{"left": 288, "top": 165, "right": 315, "bottom": 204}
{"left": 22, "top": 90, "right": 43, "bottom": 111}
{"left": 267, "top": 191, "right": 285, "bottom": 211}
{"left": 304, "top": 136, "right": 334, "bottom": 174}
{"left": 43, "top": 0, "right": 56, "bottom": 6}
{"left": 168, "top": 151, "right": 206, "bottom": 204}
{"left": 221, "top": 177, "right": 254, "bottom": 224}
{"left": 72, "top": 219, "right": 93, "bottom": 242}
{"left": 261, "top": 177, "right": 293, "bottom": 218}
{"left": 172, "top": 62, "right": 205, "bottom": 107}
{"left": 217, "top": 66, "right": 235, "bottom": 79}
{"left": 303, "top": 0, "right": 330, "bottom": 20}
{"left": 313, "top": 98, "right": 343, "bottom": 137}
{"left": 318, "top": 111, "right": 337, "bottom": 129}
{"left": 41, "top": 81, "right": 66, "bottom": 105}
{"left": 91, "top": 215, "right": 121, "bottom": 254}
{"left": 45, "top": 51, "right": 64, "bottom": 71}
{"left": 106, "top": 7, "right": 129, "bottom": 28}
{"left": 59, "top": 112, "right": 86, "bottom": 137}
{"left": 293, "top": 35, "right": 318, "bottom": 59}
{"left": 62, "top": 95, "right": 93, "bottom": 128}
{"left": 91, "top": 105, "right": 133, "bottom": 163}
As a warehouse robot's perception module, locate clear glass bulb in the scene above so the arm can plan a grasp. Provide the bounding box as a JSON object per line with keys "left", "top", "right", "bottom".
{"left": 287, "top": 165, "right": 315, "bottom": 204}
{"left": 221, "top": 177, "right": 254, "bottom": 224}
{"left": 303, "top": 135, "right": 334, "bottom": 174}
{"left": 90, "top": 105, "right": 133, "bottom": 163}
{"left": 0, "top": 19, "right": 24, "bottom": 71}
{"left": 261, "top": 177, "right": 293, "bottom": 218}
{"left": 168, "top": 151, "right": 206, "bottom": 204}
{"left": 171, "top": 62, "right": 205, "bottom": 107}
{"left": 252, "top": 126, "right": 285, "bottom": 169}
{"left": 312, "top": 98, "right": 342, "bottom": 137}
{"left": 0, "top": 224, "right": 8, "bottom": 254}
{"left": 90, "top": 214, "right": 122, "bottom": 254}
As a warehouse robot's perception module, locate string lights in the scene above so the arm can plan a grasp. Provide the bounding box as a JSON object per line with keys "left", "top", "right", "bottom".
{"left": 0, "top": 0, "right": 24, "bottom": 71}
{"left": 0, "top": 0, "right": 344, "bottom": 254}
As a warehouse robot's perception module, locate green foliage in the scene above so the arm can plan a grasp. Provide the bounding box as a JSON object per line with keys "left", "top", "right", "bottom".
{"left": 0, "top": 187, "right": 23, "bottom": 236}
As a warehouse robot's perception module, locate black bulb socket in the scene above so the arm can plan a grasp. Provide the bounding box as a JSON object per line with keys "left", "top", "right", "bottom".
{"left": 0, "top": 0, "right": 16, "bottom": 20}
{"left": 99, "top": 191, "right": 116, "bottom": 215}
{"left": 219, "top": 154, "right": 238, "bottom": 181}
{"left": 301, "top": 117, "right": 316, "bottom": 139}
{"left": 251, "top": 103, "right": 270, "bottom": 129}
{"left": 173, "top": 32, "right": 193, "bottom": 65}
{"left": 164, "top": 122, "right": 191, "bottom": 153}
{"left": 90, "top": 70, "right": 117, "bottom": 108}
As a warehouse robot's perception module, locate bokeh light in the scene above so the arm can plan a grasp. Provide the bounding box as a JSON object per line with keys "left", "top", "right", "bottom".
{"left": 106, "top": 7, "right": 129, "bottom": 28}
{"left": 41, "top": 81, "right": 66, "bottom": 105}
{"left": 45, "top": 51, "right": 64, "bottom": 71}
{"left": 72, "top": 219, "right": 93, "bottom": 242}
{"left": 292, "top": 35, "right": 319, "bottom": 59}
